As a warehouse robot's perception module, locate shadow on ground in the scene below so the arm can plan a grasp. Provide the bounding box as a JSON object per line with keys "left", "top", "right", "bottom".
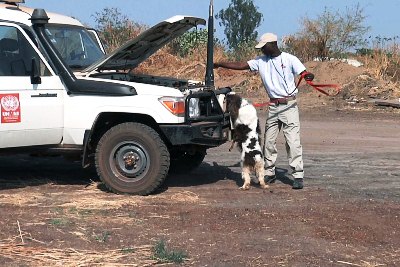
{"left": 0, "top": 155, "right": 97, "bottom": 191}
{"left": 0, "top": 154, "right": 296, "bottom": 195}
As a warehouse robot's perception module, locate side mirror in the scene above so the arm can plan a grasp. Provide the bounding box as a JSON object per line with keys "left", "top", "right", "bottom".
{"left": 30, "top": 57, "right": 41, "bottom": 84}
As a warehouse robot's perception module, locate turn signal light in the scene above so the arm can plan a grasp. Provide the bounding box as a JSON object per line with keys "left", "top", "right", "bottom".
{"left": 159, "top": 97, "right": 185, "bottom": 117}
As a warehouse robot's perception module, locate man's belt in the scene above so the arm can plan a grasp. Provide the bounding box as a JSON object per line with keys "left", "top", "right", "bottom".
{"left": 269, "top": 95, "right": 296, "bottom": 105}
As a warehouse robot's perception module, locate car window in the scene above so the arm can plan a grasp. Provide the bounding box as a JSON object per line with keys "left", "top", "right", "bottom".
{"left": 0, "top": 25, "right": 50, "bottom": 76}
{"left": 45, "top": 25, "right": 104, "bottom": 70}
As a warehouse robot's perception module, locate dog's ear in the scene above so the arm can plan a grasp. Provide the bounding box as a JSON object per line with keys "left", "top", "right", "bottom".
{"left": 217, "top": 94, "right": 226, "bottom": 112}
{"left": 226, "top": 94, "right": 242, "bottom": 124}
{"left": 229, "top": 94, "right": 242, "bottom": 111}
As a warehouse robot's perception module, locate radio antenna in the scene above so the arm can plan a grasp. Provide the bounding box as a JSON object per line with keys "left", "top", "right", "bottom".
{"left": 205, "top": 0, "right": 215, "bottom": 89}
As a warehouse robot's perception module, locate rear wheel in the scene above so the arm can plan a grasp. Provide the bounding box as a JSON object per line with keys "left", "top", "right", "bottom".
{"left": 95, "top": 122, "right": 170, "bottom": 195}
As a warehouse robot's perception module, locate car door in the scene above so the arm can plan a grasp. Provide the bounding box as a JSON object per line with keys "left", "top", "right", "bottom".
{"left": 0, "top": 23, "right": 64, "bottom": 148}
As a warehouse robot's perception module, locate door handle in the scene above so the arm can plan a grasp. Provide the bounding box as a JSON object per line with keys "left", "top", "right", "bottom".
{"left": 31, "top": 93, "right": 58, "bottom": 98}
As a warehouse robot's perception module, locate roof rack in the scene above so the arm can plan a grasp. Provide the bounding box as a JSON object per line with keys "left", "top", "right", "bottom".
{"left": 1, "top": 0, "right": 25, "bottom": 4}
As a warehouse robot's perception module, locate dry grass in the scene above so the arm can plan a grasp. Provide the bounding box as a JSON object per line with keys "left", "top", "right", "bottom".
{"left": 360, "top": 42, "right": 400, "bottom": 98}
{"left": 362, "top": 42, "right": 400, "bottom": 79}
{"left": 336, "top": 260, "right": 386, "bottom": 267}
{"left": 0, "top": 243, "right": 157, "bottom": 266}
{"left": 0, "top": 186, "right": 201, "bottom": 266}
{"left": 163, "top": 190, "right": 200, "bottom": 203}
{"left": 135, "top": 44, "right": 228, "bottom": 82}
{"left": 0, "top": 180, "right": 201, "bottom": 210}
{"left": 0, "top": 182, "right": 141, "bottom": 209}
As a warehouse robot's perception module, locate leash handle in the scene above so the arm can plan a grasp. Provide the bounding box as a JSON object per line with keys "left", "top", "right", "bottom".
{"left": 297, "top": 71, "right": 341, "bottom": 96}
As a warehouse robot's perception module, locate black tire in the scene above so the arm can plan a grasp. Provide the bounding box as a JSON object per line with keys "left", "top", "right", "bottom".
{"left": 95, "top": 122, "right": 170, "bottom": 195}
{"left": 169, "top": 151, "right": 206, "bottom": 174}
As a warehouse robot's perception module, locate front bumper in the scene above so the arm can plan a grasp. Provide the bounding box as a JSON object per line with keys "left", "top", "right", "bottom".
{"left": 160, "top": 115, "right": 231, "bottom": 147}
{"left": 160, "top": 88, "right": 232, "bottom": 147}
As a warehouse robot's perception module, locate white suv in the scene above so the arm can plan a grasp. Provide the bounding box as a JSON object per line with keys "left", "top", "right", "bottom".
{"left": 0, "top": 0, "right": 231, "bottom": 195}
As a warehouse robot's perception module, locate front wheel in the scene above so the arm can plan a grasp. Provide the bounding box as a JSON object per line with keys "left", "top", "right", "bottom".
{"left": 95, "top": 122, "right": 170, "bottom": 195}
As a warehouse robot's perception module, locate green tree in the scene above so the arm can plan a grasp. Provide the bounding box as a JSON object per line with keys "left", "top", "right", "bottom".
{"left": 283, "top": 4, "right": 370, "bottom": 61}
{"left": 216, "top": 0, "right": 263, "bottom": 50}
{"left": 170, "top": 29, "right": 209, "bottom": 57}
{"left": 169, "top": 29, "right": 222, "bottom": 57}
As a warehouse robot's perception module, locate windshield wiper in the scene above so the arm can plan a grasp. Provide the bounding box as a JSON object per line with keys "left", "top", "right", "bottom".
{"left": 69, "top": 64, "right": 86, "bottom": 69}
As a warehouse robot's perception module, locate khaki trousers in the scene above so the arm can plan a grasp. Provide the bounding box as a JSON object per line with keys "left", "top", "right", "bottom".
{"left": 263, "top": 99, "right": 304, "bottom": 179}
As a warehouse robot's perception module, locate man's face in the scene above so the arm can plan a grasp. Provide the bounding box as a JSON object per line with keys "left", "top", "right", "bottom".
{"left": 261, "top": 42, "right": 274, "bottom": 56}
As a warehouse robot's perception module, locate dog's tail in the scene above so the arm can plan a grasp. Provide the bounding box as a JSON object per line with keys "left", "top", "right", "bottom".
{"left": 256, "top": 119, "right": 261, "bottom": 135}
{"left": 228, "top": 141, "right": 236, "bottom": 151}
{"left": 257, "top": 119, "right": 263, "bottom": 150}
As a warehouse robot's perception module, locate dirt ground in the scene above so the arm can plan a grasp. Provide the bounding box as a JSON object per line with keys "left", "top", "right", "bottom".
{"left": 1, "top": 60, "right": 400, "bottom": 266}
{"left": 0, "top": 104, "right": 399, "bottom": 266}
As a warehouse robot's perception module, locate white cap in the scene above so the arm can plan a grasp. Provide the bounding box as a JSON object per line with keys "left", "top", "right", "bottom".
{"left": 255, "top": 33, "right": 278, "bottom": 49}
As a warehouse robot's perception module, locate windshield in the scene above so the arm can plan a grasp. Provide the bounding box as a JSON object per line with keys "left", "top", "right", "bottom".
{"left": 45, "top": 25, "right": 104, "bottom": 70}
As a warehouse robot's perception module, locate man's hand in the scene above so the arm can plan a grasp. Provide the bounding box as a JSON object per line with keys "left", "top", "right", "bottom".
{"left": 304, "top": 72, "right": 314, "bottom": 81}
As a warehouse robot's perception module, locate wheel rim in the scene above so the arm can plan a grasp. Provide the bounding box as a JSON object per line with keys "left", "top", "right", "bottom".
{"left": 110, "top": 141, "right": 150, "bottom": 182}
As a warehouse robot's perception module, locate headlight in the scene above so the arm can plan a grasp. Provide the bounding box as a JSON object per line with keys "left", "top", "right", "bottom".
{"left": 159, "top": 97, "right": 185, "bottom": 117}
{"left": 188, "top": 98, "right": 200, "bottom": 118}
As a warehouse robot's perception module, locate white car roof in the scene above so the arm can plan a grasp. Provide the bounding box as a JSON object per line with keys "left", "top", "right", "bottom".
{"left": 0, "top": 3, "right": 83, "bottom": 26}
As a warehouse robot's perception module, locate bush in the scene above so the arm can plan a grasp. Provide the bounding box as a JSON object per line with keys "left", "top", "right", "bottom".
{"left": 228, "top": 40, "right": 259, "bottom": 61}
{"left": 361, "top": 36, "right": 400, "bottom": 83}
{"left": 93, "top": 7, "right": 147, "bottom": 52}
{"left": 170, "top": 29, "right": 209, "bottom": 57}
{"left": 282, "top": 4, "right": 369, "bottom": 61}
{"left": 152, "top": 240, "right": 187, "bottom": 264}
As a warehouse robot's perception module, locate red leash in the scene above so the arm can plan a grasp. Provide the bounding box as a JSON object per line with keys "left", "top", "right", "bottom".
{"left": 252, "top": 72, "right": 341, "bottom": 107}
{"left": 252, "top": 101, "right": 271, "bottom": 107}
{"left": 296, "top": 71, "right": 341, "bottom": 96}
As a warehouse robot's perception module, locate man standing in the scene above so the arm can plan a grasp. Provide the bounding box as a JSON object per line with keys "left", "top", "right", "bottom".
{"left": 214, "top": 33, "right": 314, "bottom": 189}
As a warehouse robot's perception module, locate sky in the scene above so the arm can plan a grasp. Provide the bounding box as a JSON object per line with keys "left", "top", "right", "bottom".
{"left": 25, "top": 0, "right": 400, "bottom": 44}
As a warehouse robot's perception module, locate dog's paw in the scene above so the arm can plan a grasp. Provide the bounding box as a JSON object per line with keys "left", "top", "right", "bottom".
{"left": 259, "top": 184, "right": 269, "bottom": 189}
{"left": 240, "top": 184, "right": 250, "bottom": 190}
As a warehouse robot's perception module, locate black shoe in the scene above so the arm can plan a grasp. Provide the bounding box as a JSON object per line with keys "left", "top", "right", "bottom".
{"left": 292, "top": 178, "right": 304, "bottom": 189}
{"left": 265, "top": 175, "right": 276, "bottom": 184}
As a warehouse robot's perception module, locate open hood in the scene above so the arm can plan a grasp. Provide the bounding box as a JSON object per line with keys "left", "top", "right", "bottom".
{"left": 83, "top": 16, "right": 206, "bottom": 73}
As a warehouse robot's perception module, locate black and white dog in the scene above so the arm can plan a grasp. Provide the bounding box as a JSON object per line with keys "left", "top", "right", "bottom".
{"left": 220, "top": 93, "right": 268, "bottom": 190}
